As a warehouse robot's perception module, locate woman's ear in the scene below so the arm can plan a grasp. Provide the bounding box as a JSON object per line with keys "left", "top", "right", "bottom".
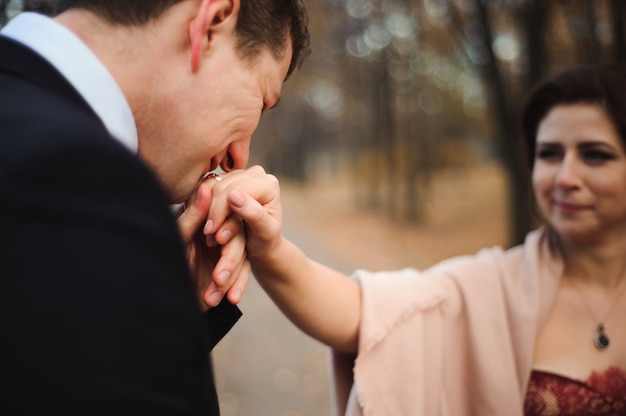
{"left": 189, "top": 0, "right": 239, "bottom": 72}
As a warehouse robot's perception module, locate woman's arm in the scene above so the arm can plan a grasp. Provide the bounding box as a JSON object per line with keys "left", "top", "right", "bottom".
{"left": 251, "top": 234, "right": 361, "bottom": 353}
{"left": 207, "top": 167, "right": 361, "bottom": 353}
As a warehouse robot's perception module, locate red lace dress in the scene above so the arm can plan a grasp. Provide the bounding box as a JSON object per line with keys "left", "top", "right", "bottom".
{"left": 524, "top": 367, "right": 626, "bottom": 415}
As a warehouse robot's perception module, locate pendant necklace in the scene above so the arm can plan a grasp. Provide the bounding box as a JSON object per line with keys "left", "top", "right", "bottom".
{"left": 567, "top": 276, "right": 626, "bottom": 351}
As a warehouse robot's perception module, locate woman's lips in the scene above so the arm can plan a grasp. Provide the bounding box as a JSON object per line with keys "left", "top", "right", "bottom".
{"left": 554, "top": 200, "right": 586, "bottom": 214}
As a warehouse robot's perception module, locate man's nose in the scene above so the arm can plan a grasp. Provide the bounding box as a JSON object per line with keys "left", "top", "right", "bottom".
{"left": 221, "top": 140, "right": 250, "bottom": 172}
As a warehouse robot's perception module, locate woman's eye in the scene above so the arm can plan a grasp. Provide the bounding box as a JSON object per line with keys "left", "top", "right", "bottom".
{"left": 584, "top": 150, "right": 614, "bottom": 163}
{"left": 535, "top": 148, "right": 561, "bottom": 160}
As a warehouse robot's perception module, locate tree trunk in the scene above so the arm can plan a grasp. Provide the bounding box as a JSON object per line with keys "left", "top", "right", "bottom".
{"left": 471, "top": 0, "right": 534, "bottom": 246}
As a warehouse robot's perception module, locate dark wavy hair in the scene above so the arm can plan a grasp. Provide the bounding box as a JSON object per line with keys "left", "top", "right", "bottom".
{"left": 55, "top": 0, "right": 310, "bottom": 78}
{"left": 522, "top": 64, "right": 626, "bottom": 170}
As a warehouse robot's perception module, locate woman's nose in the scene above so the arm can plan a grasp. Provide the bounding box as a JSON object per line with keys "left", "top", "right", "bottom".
{"left": 554, "top": 154, "right": 580, "bottom": 189}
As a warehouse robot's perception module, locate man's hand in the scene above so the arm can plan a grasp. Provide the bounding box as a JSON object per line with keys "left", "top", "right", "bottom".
{"left": 176, "top": 180, "right": 249, "bottom": 310}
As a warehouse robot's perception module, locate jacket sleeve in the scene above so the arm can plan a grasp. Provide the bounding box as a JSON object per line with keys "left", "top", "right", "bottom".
{"left": 0, "top": 112, "right": 219, "bottom": 415}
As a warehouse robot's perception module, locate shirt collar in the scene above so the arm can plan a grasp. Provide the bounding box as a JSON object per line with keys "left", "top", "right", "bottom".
{"left": 1, "top": 12, "right": 138, "bottom": 153}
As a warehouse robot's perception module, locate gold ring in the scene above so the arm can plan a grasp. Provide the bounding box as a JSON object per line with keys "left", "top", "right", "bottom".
{"left": 201, "top": 172, "right": 223, "bottom": 182}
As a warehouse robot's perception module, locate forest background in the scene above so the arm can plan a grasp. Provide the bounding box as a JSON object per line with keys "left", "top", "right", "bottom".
{"left": 3, "top": 1, "right": 626, "bottom": 415}
{"left": 3, "top": 0, "right": 625, "bottom": 247}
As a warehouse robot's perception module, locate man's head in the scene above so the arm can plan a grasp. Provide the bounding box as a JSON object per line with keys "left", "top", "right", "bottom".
{"left": 55, "top": 0, "right": 310, "bottom": 202}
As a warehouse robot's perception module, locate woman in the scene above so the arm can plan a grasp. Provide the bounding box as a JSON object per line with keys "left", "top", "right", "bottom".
{"left": 208, "top": 64, "right": 626, "bottom": 415}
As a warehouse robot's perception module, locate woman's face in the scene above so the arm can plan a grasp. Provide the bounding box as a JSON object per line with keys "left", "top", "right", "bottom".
{"left": 532, "top": 104, "right": 626, "bottom": 244}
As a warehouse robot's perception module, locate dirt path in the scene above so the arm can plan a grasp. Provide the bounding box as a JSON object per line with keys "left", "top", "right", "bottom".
{"left": 213, "top": 164, "right": 508, "bottom": 416}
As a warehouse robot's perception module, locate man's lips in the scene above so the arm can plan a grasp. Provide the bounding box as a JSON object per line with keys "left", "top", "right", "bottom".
{"left": 205, "top": 152, "right": 234, "bottom": 175}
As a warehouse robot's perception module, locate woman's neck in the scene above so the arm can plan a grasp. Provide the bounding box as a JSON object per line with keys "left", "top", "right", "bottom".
{"left": 562, "top": 240, "right": 626, "bottom": 288}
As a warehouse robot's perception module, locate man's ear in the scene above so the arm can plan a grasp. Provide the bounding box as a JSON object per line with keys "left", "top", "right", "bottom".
{"left": 190, "top": 0, "right": 239, "bottom": 72}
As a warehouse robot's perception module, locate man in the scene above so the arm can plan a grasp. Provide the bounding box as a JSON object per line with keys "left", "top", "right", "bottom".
{"left": 0, "top": 0, "right": 309, "bottom": 414}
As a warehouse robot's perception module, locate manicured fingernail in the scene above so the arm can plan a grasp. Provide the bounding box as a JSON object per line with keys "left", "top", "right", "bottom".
{"left": 218, "top": 270, "right": 231, "bottom": 285}
{"left": 208, "top": 291, "right": 222, "bottom": 306}
{"left": 203, "top": 219, "right": 214, "bottom": 235}
{"left": 221, "top": 229, "right": 232, "bottom": 241}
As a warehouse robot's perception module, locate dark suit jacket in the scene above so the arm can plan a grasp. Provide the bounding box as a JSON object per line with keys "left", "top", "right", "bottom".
{"left": 0, "top": 35, "right": 240, "bottom": 415}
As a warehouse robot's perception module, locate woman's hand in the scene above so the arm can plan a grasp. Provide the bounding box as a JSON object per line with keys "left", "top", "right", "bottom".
{"left": 202, "top": 165, "right": 284, "bottom": 263}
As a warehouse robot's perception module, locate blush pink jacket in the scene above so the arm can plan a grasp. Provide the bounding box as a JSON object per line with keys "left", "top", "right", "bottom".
{"left": 331, "top": 228, "right": 563, "bottom": 415}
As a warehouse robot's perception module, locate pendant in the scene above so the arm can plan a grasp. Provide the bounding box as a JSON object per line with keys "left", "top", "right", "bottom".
{"left": 594, "top": 324, "right": 610, "bottom": 350}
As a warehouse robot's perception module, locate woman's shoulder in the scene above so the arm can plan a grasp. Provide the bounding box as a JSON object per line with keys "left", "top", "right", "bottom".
{"left": 352, "top": 229, "right": 543, "bottom": 287}
{"left": 425, "top": 227, "right": 552, "bottom": 276}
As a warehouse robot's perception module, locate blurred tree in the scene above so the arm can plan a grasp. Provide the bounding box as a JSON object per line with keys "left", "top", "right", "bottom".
{"left": 23, "top": 0, "right": 56, "bottom": 14}
{"left": 263, "top": 0, "right": 626, "bottom": 246}
{"left": 432, "top": 0, "right": 625, "bottom": 245}
{"left": 0, "top": 0, "right": 8, "bottom": 26}
{"left": 334, "top": 0, "right": 491, "bottom": 224}
{"left": 1, "top": 0, "right": 57, "bottom": 25}
{"left": 5, "top": 0, "right": 625, "bottom": 246}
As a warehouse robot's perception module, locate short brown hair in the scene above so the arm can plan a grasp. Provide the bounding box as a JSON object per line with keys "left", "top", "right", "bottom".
{"left": 55, "top": 0, "right": 310, "bottom": 78}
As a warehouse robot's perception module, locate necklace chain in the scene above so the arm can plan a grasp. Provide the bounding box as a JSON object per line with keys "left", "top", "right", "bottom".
{"left": 567, "top": 275, "right": 626, "bottom": 351}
